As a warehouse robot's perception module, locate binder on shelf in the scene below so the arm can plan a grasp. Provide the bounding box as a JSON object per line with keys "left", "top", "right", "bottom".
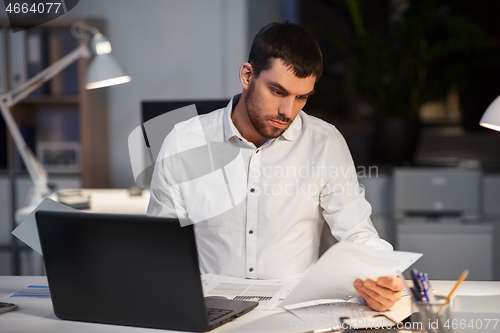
{"left": 0, "top": 28, "right": 6, "bottom": 94}
{"left": 60, "top": 29, "right": 79, "bottom": 95}
{"left": 9, "top": 29, "right": 27, "bottom": 90}
{"left": 0, "top": 117, "right": 6, "bottom": 169}
{"left": 14, "top": 124, "right": 36, "bottom": 171}
{"left": 37, "top": 107, "right": 80, "bottom": 142}
{"left": 36, "top": 106, "right": 81, "bottom": 174}
{"left": 26, "top": 28, "right": 50, "bottom": 95}
{"left": 48, "top": 29, "right": 63, "bottom": 95}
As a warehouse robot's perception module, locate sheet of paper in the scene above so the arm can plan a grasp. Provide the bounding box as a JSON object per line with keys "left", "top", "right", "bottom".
{"left": 284, "top": 289, "right": 412, "bottom": 330}
{"left": 383, "top": 289, "right": 413, "bottom": 323}
{"left": 201, "top": 273, "right": 216, "bottom": 294}
{"left": 281, "top": 241, "right": 422, "bottom": 306}
{"left": 203, "top": 274, "right": 300, "bottom": 309}
{"left": 285, "top": 300, "right": 388, "bottom": 330}
{"left": 1, "top": 285, "right": 51, "bottom": 302}
{"left": 12, "top": 197, "right": 83, "bottom": 255}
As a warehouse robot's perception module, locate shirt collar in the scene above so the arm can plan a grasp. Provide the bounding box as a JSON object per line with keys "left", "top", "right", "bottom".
{"left": 223, "top": 94, "right": 243, "bottom": 142}
{"left": 281, "top": 112, "right": 302, "bottom": 142}
{"left": 223, "top": 94, "right": 302, "bottom": 143}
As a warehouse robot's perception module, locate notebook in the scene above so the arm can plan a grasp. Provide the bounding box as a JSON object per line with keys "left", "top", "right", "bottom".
{"left": 35, "top": 211, "right": 258, "bottom": 332}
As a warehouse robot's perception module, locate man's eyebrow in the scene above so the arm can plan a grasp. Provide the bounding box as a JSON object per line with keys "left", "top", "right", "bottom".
{"left": 267, "top": 81, "right": 315, "bottom": 97}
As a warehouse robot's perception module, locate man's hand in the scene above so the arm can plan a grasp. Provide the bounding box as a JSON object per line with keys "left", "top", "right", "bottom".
{"left": 353, "top": 277, "right": 403, "bottom": 312}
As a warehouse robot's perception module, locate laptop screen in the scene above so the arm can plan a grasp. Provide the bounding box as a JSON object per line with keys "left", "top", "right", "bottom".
{"left": 36, "top": 211, "right": 209, "bottom": 331}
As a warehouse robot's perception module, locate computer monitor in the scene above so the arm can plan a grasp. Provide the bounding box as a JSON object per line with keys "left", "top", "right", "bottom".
{"left": 142, "top": 99, "right": 229, "bottom": 123}
{"left": 133, "top": 99, "right": 230, "bottom": 189}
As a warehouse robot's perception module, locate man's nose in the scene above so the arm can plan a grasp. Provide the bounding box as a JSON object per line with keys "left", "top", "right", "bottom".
{"left": 278, "top": 97, "right": 294, "bottom": 119}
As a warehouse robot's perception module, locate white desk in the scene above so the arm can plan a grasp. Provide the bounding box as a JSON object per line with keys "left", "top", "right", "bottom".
{"left": 16, "top": 189, "right": 151, "bottom": 222}
{"left": 16, "top": 189, "right": 150, "bottom": 276}
{"left": 77, "top": 189, "right": 151, "bottom": 215}
{"left": 1, "top": 276, "right": 500, "bottom": 333}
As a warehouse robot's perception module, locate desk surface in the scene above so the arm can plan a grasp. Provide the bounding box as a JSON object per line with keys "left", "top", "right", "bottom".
{"left": 78, "top": 189, "right": 150, "bottom": 215}
{"left": 1, "top": 276, "right": 500, "bottom": 333}
{"left": 16, "top": 189, "right": 151, "bottom": 225}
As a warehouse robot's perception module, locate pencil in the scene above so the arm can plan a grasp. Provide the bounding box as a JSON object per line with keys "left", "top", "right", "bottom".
{"left": 437, "top": 269, "right": 469, "bottom": 313}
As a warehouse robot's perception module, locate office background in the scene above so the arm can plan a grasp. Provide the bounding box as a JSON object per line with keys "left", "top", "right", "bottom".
{"left": 1, "top": 0, "right": 499, "bottom": 278}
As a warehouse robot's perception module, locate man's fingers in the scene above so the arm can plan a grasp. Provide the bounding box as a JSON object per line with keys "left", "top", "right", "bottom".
{"left": 363, "top": 279, "right": 399, "bottom": 299}
{"left": 354, "top": 284, "right": 389, "bottom": 312}
{"left": 360, "top": 283, "right": 394, "bottom": 306}
{"left": 354, "top": 284, "right": 385, "bottom": 311}
{"left": 377, "top": 277, "right": 404, "bottom": 292}
{"left": 353, "top": 278, "right": 403, "bottom": 312}
{"left": 355, "top": 281, "right": 393, "bottom": 307}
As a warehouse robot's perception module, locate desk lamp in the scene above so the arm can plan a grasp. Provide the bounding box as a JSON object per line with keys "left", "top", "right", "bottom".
{"left": 480, "top": 95, "right": 500, "bottom": 132}
{"left": 0, "top": 22, "right": 130, "bottom": 207}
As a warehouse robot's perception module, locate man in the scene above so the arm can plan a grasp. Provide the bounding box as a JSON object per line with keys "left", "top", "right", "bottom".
{"left": 148, "top": 22, "right": 403, "bottom": 311}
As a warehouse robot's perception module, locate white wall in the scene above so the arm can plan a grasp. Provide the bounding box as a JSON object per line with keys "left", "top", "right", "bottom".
{"left": 67, "top": 0, "right": 248, "bottom": 187}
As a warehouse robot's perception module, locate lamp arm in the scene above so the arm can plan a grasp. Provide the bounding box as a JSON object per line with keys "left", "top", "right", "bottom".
{"left": 9, "top": 43, "right": 91, "bottom": 104}
{"left": 0, "top": 97, "right": 49, "bottom": 205}
{"left": 0, "top": 43, "right": 92, "bottom": 206}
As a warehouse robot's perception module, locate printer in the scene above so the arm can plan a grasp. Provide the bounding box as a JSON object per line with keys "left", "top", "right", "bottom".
{"left": 394, "top": 167, "right": 493, "bottom": 280}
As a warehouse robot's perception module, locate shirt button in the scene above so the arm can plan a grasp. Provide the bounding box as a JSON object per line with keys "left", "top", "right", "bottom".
{"left": 250, "top": 188, "right": 255, "bottom": 193}
{"left": 249, "top": 229, "right": 254, "bottom": 234}
{"left": 256, "top": 149, "right": 259, "bottom": 153}
{"left": 249, "top": 268, "right": 254, "bottom": 272}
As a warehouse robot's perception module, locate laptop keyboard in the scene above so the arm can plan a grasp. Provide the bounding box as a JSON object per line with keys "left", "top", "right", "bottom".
{"left": 206, "top": 308, "right": 232, "bottom": 322}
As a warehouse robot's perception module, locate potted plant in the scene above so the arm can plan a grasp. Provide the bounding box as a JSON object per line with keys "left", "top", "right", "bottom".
{"left": 318, "top": 0, "right": 497, "bottom": 164}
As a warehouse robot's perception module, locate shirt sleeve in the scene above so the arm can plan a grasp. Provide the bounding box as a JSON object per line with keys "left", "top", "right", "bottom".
{"left": 320, "top": 131, "right": 393, "bottom": 251}
{"left": 146, "top": 131, "right": 189, "bottom": 223}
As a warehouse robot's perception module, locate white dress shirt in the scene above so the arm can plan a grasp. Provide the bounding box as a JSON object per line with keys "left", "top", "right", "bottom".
{"left": 147, "top": 94, "right": 392, "bottom": 279}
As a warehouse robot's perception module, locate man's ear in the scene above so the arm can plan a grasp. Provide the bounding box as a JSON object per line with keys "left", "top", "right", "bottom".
{"left": 239, "top": 63, "right": 254, "bottom": 90}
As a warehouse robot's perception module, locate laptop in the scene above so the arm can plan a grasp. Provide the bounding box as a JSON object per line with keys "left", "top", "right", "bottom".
{"left": 35, "top": 211, "right": 258, "bottom": 332}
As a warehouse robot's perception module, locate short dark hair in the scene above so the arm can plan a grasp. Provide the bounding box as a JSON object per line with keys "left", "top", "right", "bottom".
{"left": 248, "top": 21, "right": 323, "bottom": 80}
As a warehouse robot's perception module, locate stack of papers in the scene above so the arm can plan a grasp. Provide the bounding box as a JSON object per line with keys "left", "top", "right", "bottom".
{"left": 281, "top": 241, "right": 422, "bottom": 306}
{"left": 201, "top": 274, "right": 300, "bottom": 309}
{"left": 283, "top": 291, "right": 413, "bottom": 330}
{"left": 203, "top": 241, "right": 421, "bottom": 329}
{"left": 278, "top": 241, "right": 421, "bottom": 329}
{"left": 1, "top": 285, "right": 51, "bottom": 302}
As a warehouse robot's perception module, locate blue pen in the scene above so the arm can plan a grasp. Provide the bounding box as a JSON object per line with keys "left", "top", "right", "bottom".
{"left": 423, "top": 273, "right": 436, "bottom": 302}
{"left": 418, "top": 272, "right": 430, "bottom": 301}
{"left": 410, "top": 269, "right": 423, "bottom": 293}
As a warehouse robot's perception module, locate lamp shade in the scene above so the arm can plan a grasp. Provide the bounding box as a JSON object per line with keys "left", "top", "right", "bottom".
{"left": 85, "top": 53, "right": 131, "bottom": 90}
{"left": 480, "top": 95, "right": 500, "bottom": 132}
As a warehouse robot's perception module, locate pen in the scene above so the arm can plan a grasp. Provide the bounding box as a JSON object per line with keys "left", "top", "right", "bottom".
{"left": 418, "top": 272, "right": 430, "bottom": 301}
{"left": 423, "top": 273, "right": 436, "bottom": 302}
{"left": 410, "top": 269, "right": 423, "bottom": 294}
{"left": 437, "top": 269, "right": 469, "bottom": 313}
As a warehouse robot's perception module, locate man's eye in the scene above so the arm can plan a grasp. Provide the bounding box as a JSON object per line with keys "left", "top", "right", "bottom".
{"left": 297, "top": 96, "right": 308, "bottom": 100}
{"left": 272, "top": 89, "right": 284, "bottom": 95}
